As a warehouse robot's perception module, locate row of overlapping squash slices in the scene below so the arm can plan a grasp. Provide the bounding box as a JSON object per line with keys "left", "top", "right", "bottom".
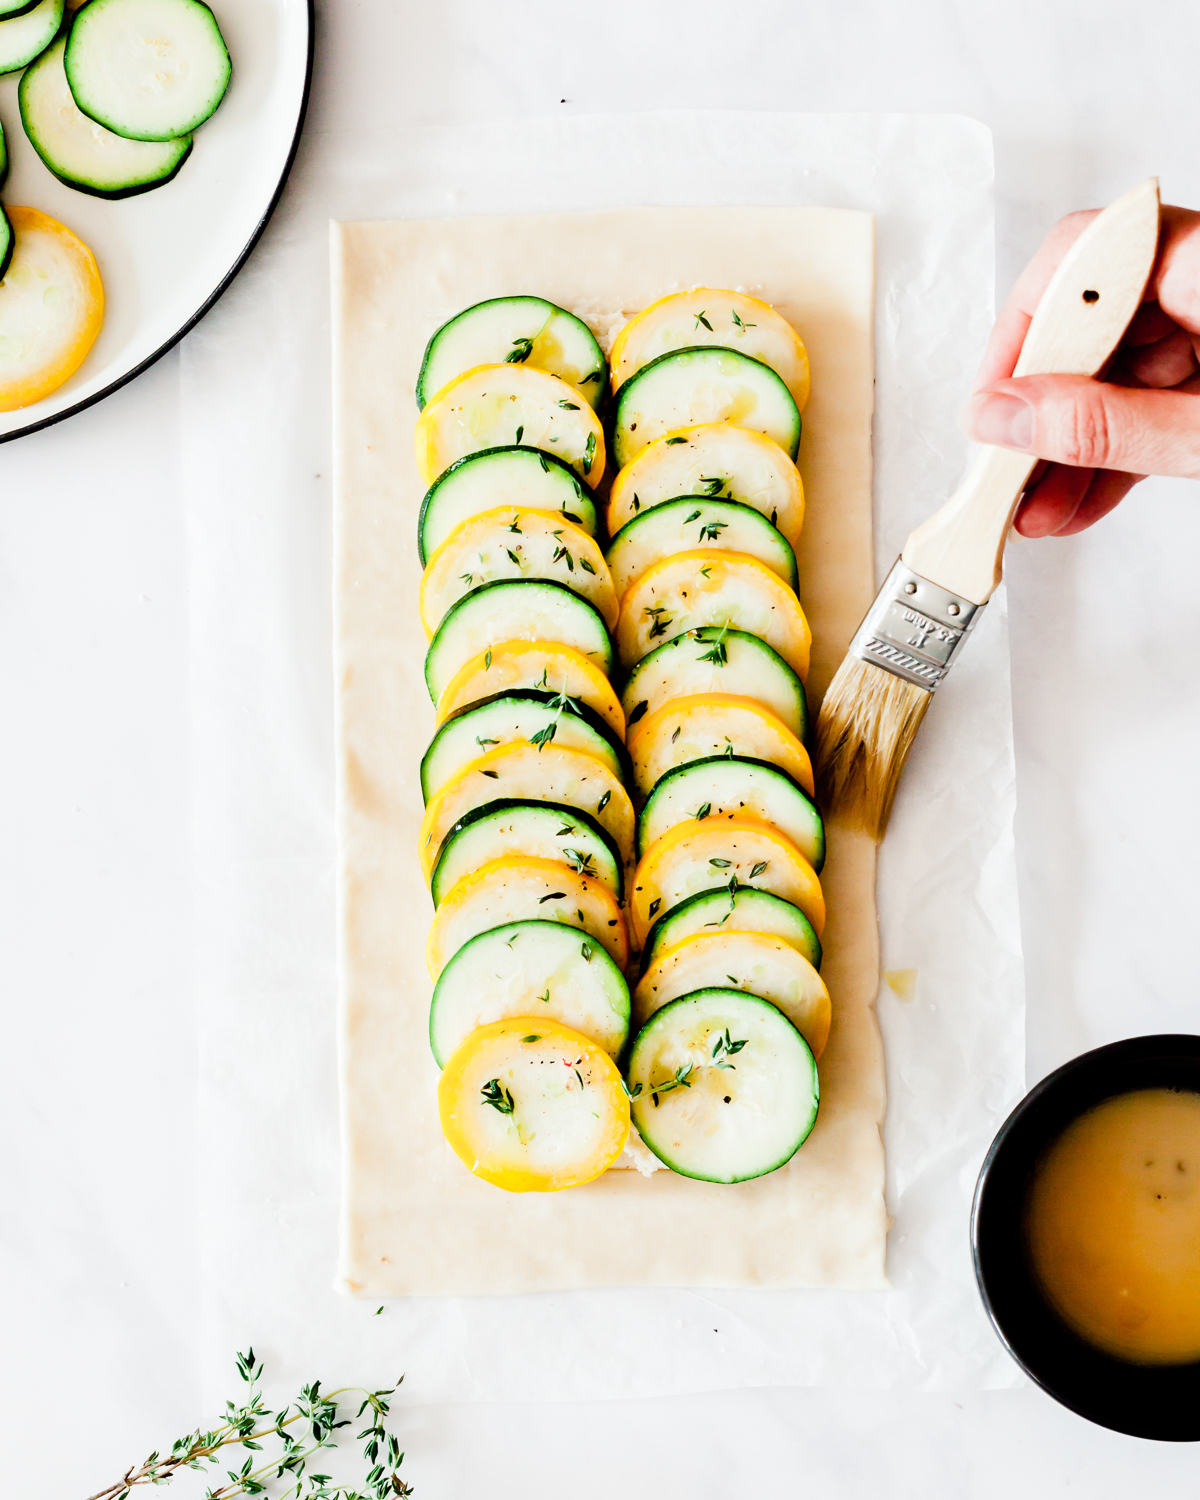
{"left": 413, "top": 291, "right": 831, "bottom": 1194}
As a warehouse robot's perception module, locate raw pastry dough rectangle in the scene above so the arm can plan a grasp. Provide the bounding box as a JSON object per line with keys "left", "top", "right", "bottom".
{"left": 332, "top": 207, "right": 886, "bottom": 1295}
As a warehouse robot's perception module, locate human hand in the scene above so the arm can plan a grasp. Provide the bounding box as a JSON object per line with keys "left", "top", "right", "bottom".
{"left": 960, "top": 205, "right": 1200, "bottom": 537}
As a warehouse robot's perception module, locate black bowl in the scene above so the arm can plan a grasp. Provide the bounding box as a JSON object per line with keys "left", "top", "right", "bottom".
{"left": 972, "top": 1033, "right": 1200, "bottom": 1441}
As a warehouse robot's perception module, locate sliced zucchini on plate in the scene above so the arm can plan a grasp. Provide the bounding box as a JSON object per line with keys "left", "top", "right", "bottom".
{"left": 627, "top": 694, "right": 814, "bottom": 799}
{"left": 616, "top": 552, "right": 811, "bottom": 678}
{"left": 0, "top": 206, "right": 104, "bottom": 412}
{"left": 627, "top": 989, "right": 818, "bottom": 1183}
{"left": 0, "top": 0, "right": 41, "bottom": 19}
{"left": 426, "top": 855, "right": 629, "bottom": 978}
{"left": 611, "top": 289, "right": 810, "bottom": 408}
{"left": 435, "top": 639, "right": 624, "bottom": 735}
{"left": 420, "top": 509, "right": 616, "bottom": 636}
{"left": 641, "top": 885, "right": 822, "bottom": 975}
{"left": 634, "top": 930, "right": 830, "bottom": 1059}
{"left": 417, "top": 297, "right": 606, "bottom": 411}
{"left": 637, "top": 754, "right": 824, "bottom": 871}
{"left": 607, "top": 423, "right": 805, "bottom": 546}
{"left": 422, "top": 688, "right": 629, "bottom": 802}
{"left": 622, "top": 628, "right": 807, "bottom": 743}
{"left": 606, "top": 496, "right": 796, "bottom": 599}
{"left": 611, "top": 348, "right": 801, "bottom": 469}
{"left": 418, "top": 741, "right": 635, "bottom": 879}
{"left": 21, "top": 36, "right": 193, "bottom": 199}
{"left": 439, "top": 1017, "right": 629, "bottom": 1193}
{"left": 630, "top": 815, "right": 824, "bottom": 945}
{"left": 430, "top": 799, "right": 624, "bottom": 905}
{"left": 0, "top": 0, "right": 63, "bottom": 74}
{"left": 65, "top": 0, "right": 230, "bottom": 140}
{"left": 429, "top": 919, "right": 630, "bottom": 1066}
{"left": 418, "top": 446, "right": 598, "bottom": 566}
{"left": 415, "top": 364, "right": 606, "bottom": 487}
{"left": 424, "top": 579, "right": 613, "bottom": 704}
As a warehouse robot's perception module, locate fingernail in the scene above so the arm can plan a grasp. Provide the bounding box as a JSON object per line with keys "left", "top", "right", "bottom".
{"left": 963, "top": 393, "right": 1034, "bottom": 451}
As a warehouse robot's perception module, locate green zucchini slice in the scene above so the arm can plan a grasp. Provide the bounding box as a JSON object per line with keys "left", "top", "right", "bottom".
{"left": 637, "top": 755, "right": 824, "bottom": 870}
{"left": 65, "top": 0, "right": 230, "bottom": 141}
{"left": 622, "top": 627, "right": 808, "bottom": 742}
{"left": 611, "top": 347, "right": 801, "bottom": 468}
{"left": 0, "top": 0, "right": 41, "bottom": 19}
{"left": 416, "top": 296, "right": 606, "bottom": 411}
{"left": 0, "top": 0, "right": 64, "bottom": 74}
{"left": 418, "top": 446, "right": 598, "bottom": 566}
{"left": 21, "top": 36, "right": 193, "bottom": 198}
{"left": 0, "top": 205, "right": 11, "bottom": 284}
{"left": 425, "top": 579, "right": 614, "bottom": 704}
{"left": 606, "top": 496, "right": 797, "bottom": 599}
{"left": 429, "top": 919, "right": 630, "bottom": 1067}
{"left": 640, "top": 885, "right": 822, "bottom": 976}
{"left": 431, "top": 799, "right": 624, "bottom": 906}
{"left": 626, "top": 988, "right": 819, "bottom": 1182}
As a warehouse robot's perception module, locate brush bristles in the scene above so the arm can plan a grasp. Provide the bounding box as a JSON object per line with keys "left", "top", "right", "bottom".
{"left": 814, "top": 657, "right": 932, "bottom": 839}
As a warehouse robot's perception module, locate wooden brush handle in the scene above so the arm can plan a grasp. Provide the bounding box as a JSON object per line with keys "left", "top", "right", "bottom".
{"left": 902, "top": 177, "right": 1162, "bottom": 605}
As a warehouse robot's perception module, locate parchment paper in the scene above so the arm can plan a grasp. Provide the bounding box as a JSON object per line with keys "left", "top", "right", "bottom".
{"left": 186, "top": 112, "right": 1025, "bottom": 1400}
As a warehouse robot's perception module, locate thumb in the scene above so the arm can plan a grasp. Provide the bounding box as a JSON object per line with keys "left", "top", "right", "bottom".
{"left": 961, "top": 375, "right": 1200, "bottom": 478}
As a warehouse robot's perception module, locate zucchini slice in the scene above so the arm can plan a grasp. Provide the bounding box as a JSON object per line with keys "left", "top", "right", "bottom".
{"left": 426, "top": 855, "right": 629, "bottom": 978}
{"left": 438, "top": 1017, "right": 629, "bottom": 1193}
{"left": 424, "top": 579, "right": 613, "bottom": 704}
{"left": 0, "top": 206, "right": 104, "bottom": 413}
{"left": 420, "top": 509, "right": 617, "bottom": 636}
{"left": 422, "top": 688, "right": 629, "bottom": 803}
{"left": 429, "top": 920, "right": 630, "bottom": 1066}
{"left": 0, "top": 0, "right": 41, "bottom": 19}
{"left": 611, "top": 348, "right": 801, "bottom": 469}
{"left": 641, "top": 885, "right": 822, "bottom": 975}
{"left": 0, "top": 206, "right": 11, "bottom": 285}
{"left": 622, "top": 628, "right": 807, "bottom": 743}
{"left": 637, "top": 754, "right": 824, "bottom": 871}
{"left": 611, "top": 289, "right": 810, "bottom": 409}
{"left": 435, "top": 639, "right": 624, "bottom": 736}
{"left": 606, "top": 496, "right": 796, "bottom": 599}
{"left": 626, "top": 989, "right": 818, "bottom": 1183}
{"left": 418, "top": 446, "right": 598, "bottom": 566}
{"left": 65, "top": 0, "right": 230, "bottom": 141}
{"left": 21, "top": 36, "right": 193, "bottom": 199}
{"left": 418, "top": 741, "right": 634, "bottom": 879}
{"left": 627, "top": 694, "right": 814, "bottom": 800}
{"left": 616, "top": 552, "right": 811, "bottom": 678}
{"left": 415, "top": 364, "right": 606, "bottom": 487}
{"left": 431, "top": 799, "right": 624, "bottom": 905}
{"left": 416, "top": 297, "right": 606, "bottom": 411}
{"left": 0, "top": 0, "right": 63, "bottom": 73}
{"left": 631, "top": 815, "right": 824, "bottom": 946}
{"left": 607, "top": 423, "right": 805, "bottom": 547}
{"left": 634, "top": 931, "right": 830, "bottom": 1059}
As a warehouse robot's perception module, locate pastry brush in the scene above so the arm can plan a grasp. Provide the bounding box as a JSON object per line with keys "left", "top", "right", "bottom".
{"left": 815, "top": 177, "right": 1162, "bottom": 837}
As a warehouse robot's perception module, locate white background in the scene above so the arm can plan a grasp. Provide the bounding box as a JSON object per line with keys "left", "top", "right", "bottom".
{"left": 5, "top": 1, "right": 1200, "bottom": 1493}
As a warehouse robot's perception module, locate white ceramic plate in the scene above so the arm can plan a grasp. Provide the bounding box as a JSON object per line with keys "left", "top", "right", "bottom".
{"left": 0, "top": 0, "right": 312, "bottom": 441}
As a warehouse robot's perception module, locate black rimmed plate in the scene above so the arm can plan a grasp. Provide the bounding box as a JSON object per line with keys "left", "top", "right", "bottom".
{"left": 972, "top": 1034, "right": 1200, "bottom": 1441}
{"left": 0, "top": 0, "right": 313, "bottom": 443}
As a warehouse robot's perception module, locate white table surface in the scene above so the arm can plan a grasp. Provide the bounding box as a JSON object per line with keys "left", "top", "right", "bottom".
{"left": 6, "top": 2, "right": 1200, "bottom": 1493}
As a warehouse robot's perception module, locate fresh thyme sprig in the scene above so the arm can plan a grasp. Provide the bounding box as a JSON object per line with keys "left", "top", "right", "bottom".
{"left": 87, "top": 1350, "right": 411, "bottom": 1500}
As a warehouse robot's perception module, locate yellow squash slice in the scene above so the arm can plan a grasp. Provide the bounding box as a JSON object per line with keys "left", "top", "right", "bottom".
{"left": 607, "top": 424, "right": 805, "bottom": 546}
{"left": 631, "top": 816, "right": 825, "bottom": 946}
{"left": 438, "top": 1017, "right": 629, "bottom": 1193}
{"left": 420, "top": 508, "right": 617, "bottom": 636}
{"left": 420, "top": 741, "right": 634, "bottom": 878}
{"left": 616, "top": 552, "right": 811, "bottom": 678}
{"left": 435, "top": 639, "right": 625, "bottom": 736}
{"left": 415, "top": 363, "right": 606, "bottom": 487}
{"left": 427, "top": 855, "right": 629, "bottom": 978}
{"left": 634, "top": 930, "right": 831, "bottom": 1059}
{"left": 627, "top": 694, "right": 814, "bottom": 799}
{"left": 610, "top": 288, "right": 810, "bottom": 408}
{"left": 0, "top": 206, "right": 103, "bottom": 412}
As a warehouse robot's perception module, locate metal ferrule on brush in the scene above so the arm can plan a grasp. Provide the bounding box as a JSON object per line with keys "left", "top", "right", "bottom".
{"left": 847, "top": 560, "right": 983, "bottom": 692}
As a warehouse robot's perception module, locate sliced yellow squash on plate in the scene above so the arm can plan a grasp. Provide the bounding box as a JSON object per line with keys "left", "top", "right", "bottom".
{"left": 435, "top": 639, "right": 625, "bottom": 736}
{"left": 627, "top": 693, "right": 814, "bottom": 798}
